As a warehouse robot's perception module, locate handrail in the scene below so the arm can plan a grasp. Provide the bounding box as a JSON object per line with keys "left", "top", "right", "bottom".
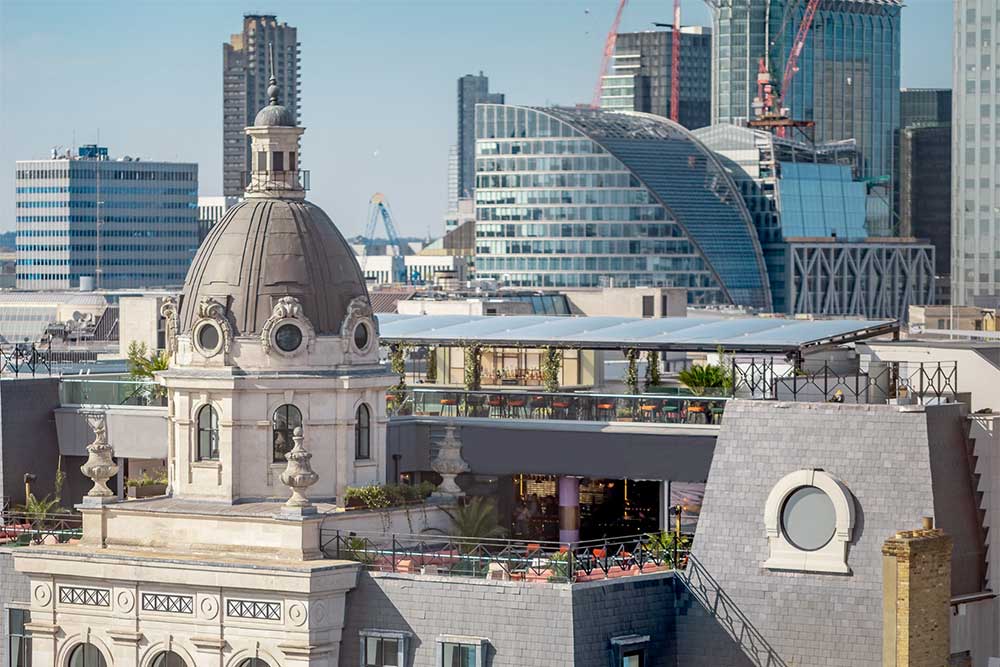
{"left": 0, "top": 510, "right": 83, "bottom": 546}
{"left": 320, "top": 530, "right": 690, "bottom": 583}
{"left": 678, "top": 552, "right": 789, "bottom": 667}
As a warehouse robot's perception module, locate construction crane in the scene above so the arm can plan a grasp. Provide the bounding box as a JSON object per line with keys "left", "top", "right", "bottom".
{"left": 670, "top": 0, "right": 681, "bottom": 122}
{"left": 363, "top": 193, "right": 408, "bottom": 282}
{"left": 748, "top": 0, "right": 821, "bottom": 137}
{"left": 591, "top": 0, "right": 629, "bottom": 109}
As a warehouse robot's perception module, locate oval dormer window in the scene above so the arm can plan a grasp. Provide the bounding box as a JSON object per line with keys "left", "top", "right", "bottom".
{"left": 353, "top": 322, "right": 370, "bottom": 351}
{"left": 195, "top": 321, "right": 222, "bottom": 357}
{"left": 275, "top": 323, "right": 303, "bottom": 353}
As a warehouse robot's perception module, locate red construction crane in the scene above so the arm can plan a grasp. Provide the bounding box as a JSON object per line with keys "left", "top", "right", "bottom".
{"left": 669, "top": 0, "right": 681, "bottom": 122}
{"left": 780, "top": 0, "right": 821, "bottom": 110}
{"left": 591, "top": 0, "right": 629, "bottom": 109}
{"left": 748, "top": 0, "right": 821, "bottom": 137}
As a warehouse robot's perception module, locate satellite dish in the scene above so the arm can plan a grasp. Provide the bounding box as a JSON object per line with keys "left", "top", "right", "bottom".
{"left": 72, "top": 311, "right": 83, "bottom": 321}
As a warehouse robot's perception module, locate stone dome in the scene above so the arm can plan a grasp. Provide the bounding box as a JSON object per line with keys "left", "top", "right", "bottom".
{"left": 178, "top": 198, "right": 369, "bottom": 337}
{"left": 253, "top": 103, "right": 295, "bottom": 127}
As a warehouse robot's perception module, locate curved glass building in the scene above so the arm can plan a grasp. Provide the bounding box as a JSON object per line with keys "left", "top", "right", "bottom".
{"left": 474, "top": 105, "right": 772, "bottom": 310}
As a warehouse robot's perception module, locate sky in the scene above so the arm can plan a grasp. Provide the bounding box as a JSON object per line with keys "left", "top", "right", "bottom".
{"left": 0, "top": 0, "right": 953, "bottom": 238}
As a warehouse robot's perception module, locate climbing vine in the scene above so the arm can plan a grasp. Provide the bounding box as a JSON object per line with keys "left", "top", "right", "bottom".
{"left": 644, "top": 350, "right": 661, "bottom": 391}
{"left": 624, "top": 348, "right": 640, "bottom": 395}
{"left": 425, "top": 347, "right": 438, "bottom": 383}
{"left": 464, "top": 343, "right": 483, "bottom": 391}
{"left": 541, "top": 346, "right": 562, "bottom": 393}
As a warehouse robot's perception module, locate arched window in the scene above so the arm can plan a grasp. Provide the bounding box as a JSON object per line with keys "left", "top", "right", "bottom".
{"left": 273, "top": 404, "right": 302, "bottom": 463}
{"left": 67, "top": 643, "right": 107, "bottom": 667}
{"left": 236, "top": 659, "right": 271, "bottom": 667}
{"left": 150, "top": 651, "right": 188, "bottom": 667}
{"left": 197, "top": 404, "right": 219, "bottom": 461}
{"left": 355, "top": 403, "right": 371, "bottom": 460}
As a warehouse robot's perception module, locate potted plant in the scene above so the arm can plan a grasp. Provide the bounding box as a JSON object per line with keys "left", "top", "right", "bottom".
{"left": 125, "top": 471, "right": 168, "bottom": 499}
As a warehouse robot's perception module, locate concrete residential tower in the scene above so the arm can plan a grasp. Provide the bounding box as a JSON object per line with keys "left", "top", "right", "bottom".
{"left": 953, "top": 0, "right": 1000, "bottom": 306}
{"left": 223, "top": 14, "right": 300, "bottom": 198}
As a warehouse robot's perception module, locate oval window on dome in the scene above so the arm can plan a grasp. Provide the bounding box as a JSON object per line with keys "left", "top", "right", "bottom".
{"left": 353, "top": 322, "right": 370, "bottom": 351}
{"left": 781, "top": 486, "right": 836, "bottom": 551}
{"left": 196, "top": 322, "right": 221, "bottom": 354}
{"left": 275, "top": 323, "right": 303, "bottom": 352}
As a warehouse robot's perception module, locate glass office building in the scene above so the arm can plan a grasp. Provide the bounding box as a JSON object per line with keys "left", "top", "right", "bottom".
{"left": 600, "top": 27, "right": 712, "bottom": 130}
{"left": 952, "top": 0, "right": 1000, "bottom": 305}
{"left": 696, "top": 124, "right": 934, "bottom": 317}
{"left": 15, "top": 146, "right": 199, "bottom": 290}
{"left": 707, "top": 0, "right": 901, "bottom": 192}
{"left": 474, "top": 105, "right": 771, "bottom": 310}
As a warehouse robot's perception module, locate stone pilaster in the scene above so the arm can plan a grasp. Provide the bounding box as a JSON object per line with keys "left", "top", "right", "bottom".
{"left": 882, "top": 517, "right": 952, "bottom": 667}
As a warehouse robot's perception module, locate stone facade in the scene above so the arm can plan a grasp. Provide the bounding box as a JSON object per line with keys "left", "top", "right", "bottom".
{"left": 882, "top": 520, "right": 953, "bottom": 667}
{"left": 685, "top": 400, "right": 982, "bottom": 667}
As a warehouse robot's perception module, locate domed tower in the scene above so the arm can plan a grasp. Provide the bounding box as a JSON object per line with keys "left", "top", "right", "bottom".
{"left": 158, "top": 70, "right": 395, "bottom": 504}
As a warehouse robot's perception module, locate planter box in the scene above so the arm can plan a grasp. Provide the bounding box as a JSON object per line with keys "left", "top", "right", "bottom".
{"left": 127, "top": 484, "right": 167, "bottom": 499}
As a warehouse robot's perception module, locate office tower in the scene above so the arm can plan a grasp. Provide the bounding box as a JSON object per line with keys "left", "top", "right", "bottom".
{"left": 696, "top": 124, "right": 935, "bottom": 318}
{"left": 457, "top": 73, "right": 504, "bottom": 202}
{"left": 14, "top": 146, "right": 199, "bottom": 290}
{"left": 600, "top": 27, "right": 712, "bottom": 130}
{"left": 901, "top": 88, "right": 952, "bottom": 127}
{"left": 707, "top": 0, "right": 901, "bottom": 201}
{"left": 474, "top": 104, "right": 772, "bottom": 310}
{"left": 953, "top": 1, "right": 1000, "bottom": 306}
{"left": 197, "top": 196, "right": 238, "bottom": 243}
{"left": 446, "top": 145, "right": 459, "bottom": 214}
{"left": 223, "top": 13, "right": 300, "bottom": 198}
{"left": 897, "top": 89, "right": 951, "bottom": 283}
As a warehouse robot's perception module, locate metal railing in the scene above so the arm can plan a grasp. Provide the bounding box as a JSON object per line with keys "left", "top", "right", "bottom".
{"left": 0, "top": 510, "right": 83, "bottom": 546}
{"left": 678, "top": 553, "right": 788, "bottom": 667}
{"left": 59, "top": 377, "right": 166, "bottom": 406}
{"left": 731, "top": 359, "right": 958, "bottom": 405}
{"left": 388, "top": 388, "right": 729, "bottom": 425}
{"left": 321, "top": 530, "right": 690, "bottom": 583}
{"left": 240, "top": 169, "right": 310, "bottom": 192}
{"left": 1, "top": 344, "right": 106, "bottom": 378}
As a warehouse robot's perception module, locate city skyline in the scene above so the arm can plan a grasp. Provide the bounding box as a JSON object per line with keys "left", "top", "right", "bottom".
{"left": 1, "top": 0, "right": 953, "bottom": 238}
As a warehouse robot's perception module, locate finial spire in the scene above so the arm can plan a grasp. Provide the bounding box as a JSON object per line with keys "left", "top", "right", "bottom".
{"left": 267, "top": 41, "right": 279, "bottom": 106}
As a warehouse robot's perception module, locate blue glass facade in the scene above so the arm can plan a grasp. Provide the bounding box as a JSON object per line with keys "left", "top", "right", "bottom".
{"left": 710, "top": 0, "right": 901, "bottom": 207}
{"left": 14, "top": 157, "right": 199, "bottom": 290}
{"left": 474, "top": 105, "right": 771, "bottom": 310}
{"left": 777, "top": 162, "right": 868, "bottom": 239}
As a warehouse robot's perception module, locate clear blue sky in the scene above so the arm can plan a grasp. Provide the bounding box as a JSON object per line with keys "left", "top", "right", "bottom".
{"left": 0, "top": 0, "right": 953, "bottom": 237}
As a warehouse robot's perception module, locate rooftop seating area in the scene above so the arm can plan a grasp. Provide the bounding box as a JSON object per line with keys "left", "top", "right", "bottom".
{"left": 320, "top": 530, "right": 691, "bottom": 584}
{"left": 391, "top": 388, "right": 728, "bottom": 425}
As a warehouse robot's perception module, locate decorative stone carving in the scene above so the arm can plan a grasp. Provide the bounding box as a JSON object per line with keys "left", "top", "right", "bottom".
{"left": 195, "top": 296, "right": 234, "bottom": 354}
{"left": 32, "top": 583, "right": 52, "bottom": 608}
{"left": 80, "top": 413, "right": 118, "bottom": 499}
{"left": 341, "top": 295, "right": 377, "bottom": 349}
{"left": 199, "top": 595, "right": 220, "bottom": 620}
{"left": 287, "top": 600, "right": 308, "bottom": 627}
{"left": 261, "top": 295, "right": 316, "bottom": 356}
{"left": 116, "top": 590, "right": 136, "bottom": 614}
{"left": 431, "top": 422, "right": 469, "bottom": 498}
{"left": 279, "top": 427, "right": 318, "bottom": 509}
{"left": 159, "top": 296, "right": 179, "bottom": 355}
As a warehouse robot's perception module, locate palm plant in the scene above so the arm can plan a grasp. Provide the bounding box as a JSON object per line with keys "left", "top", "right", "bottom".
{"left": 678, "top": 363, "right": 731, "bottom": 396}
{"left": 126, "top": 341, "right": 169, "bottom": 401}
{"left": 17, "top": 493, "right": 64, "bottom": 527}
{"left": 439, "top": 497, "right": 505, "bottom": 540}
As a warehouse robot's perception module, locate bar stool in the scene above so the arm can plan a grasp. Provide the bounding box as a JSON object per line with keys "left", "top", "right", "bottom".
{"left": 439, "top": 395, "right": 458, "bottom": 416}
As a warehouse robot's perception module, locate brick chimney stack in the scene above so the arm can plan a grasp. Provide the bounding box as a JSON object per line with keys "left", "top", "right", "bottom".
{"left": 882, "top": 516, "right": 953, "bottom": 667}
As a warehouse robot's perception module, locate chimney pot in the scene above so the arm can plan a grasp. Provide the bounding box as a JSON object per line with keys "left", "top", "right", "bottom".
{"left": 922, "top": 516, "right": 933, "bottom": 530}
